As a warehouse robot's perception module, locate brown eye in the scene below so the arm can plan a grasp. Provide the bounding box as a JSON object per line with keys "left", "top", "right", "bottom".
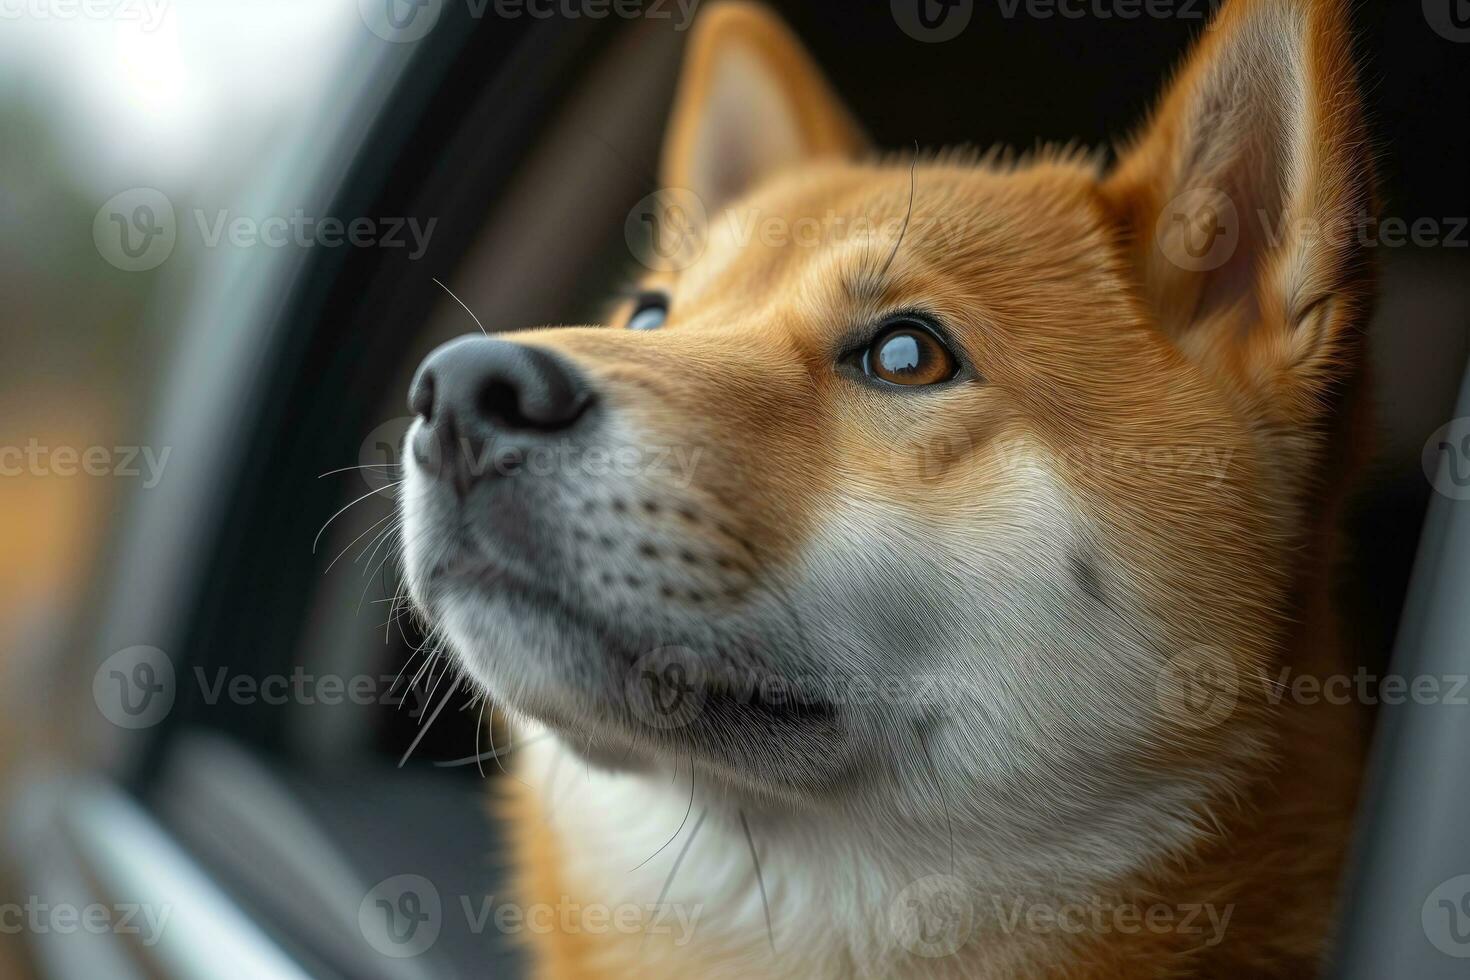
{"left": 862, "top": 322, "right": 958, "bottom": 386}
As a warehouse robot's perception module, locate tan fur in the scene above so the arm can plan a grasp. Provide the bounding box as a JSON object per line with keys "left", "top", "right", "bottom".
{"left": 470, "top": 1, "right": 1375, "bottom": 975}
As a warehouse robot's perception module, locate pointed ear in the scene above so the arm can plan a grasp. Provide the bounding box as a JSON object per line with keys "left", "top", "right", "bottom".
{"left": 661, "top": 2, "right": 868, "bottom": 211}
{"left": 1101, "top": 0, "right": 1373, "bottom": 414}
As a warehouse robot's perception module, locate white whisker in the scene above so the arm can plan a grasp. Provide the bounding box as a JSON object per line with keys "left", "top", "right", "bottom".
{"left": 317, "top": 463, "right": 402, "bottom": 479}
{"left": 324, "top": 511, "right": 396, "bottom": 574}
{"left": 312, "top": 481, "right": 402, "bottom": 554}
{"left": 432, "top": 276, "right": 489, "bottom": 337}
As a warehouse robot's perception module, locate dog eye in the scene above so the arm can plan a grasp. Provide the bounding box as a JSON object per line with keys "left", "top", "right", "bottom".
{"left": 862, "top": 321, "right": 958, "bottom": 386}
{"left": 626, "top": 292, "right": 668, "bottom": 331}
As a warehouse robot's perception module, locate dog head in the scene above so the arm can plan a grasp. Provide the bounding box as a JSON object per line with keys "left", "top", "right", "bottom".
{"left": 400, "top": 0, "right": 1369, "bottom": 857}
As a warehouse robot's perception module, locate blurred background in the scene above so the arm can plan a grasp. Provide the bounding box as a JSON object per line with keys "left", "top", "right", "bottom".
{"left": 0, "top": 0, "right": 1466, "bottom": 977}
{"left": 0, "top": 0, "right": 358, "bottom": 646}
{"left": 0, "top": 4, "right": 370, "bottom": 974}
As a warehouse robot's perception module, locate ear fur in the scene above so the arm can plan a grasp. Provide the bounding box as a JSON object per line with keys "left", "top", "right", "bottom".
{"left": 1101, "top": 0, "right": 1374, "bottom": 439}
{"left": 660, "top": 2, "right": 869, "bottom": 212}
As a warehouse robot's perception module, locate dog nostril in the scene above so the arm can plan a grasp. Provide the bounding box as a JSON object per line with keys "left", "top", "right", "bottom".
{"left": 473, "top": 345, "right": 591, "bottom": 432}
{"left": 409, "top": 372, "right": 436, "bottom": 421}
{"left": 406, "top": 337, "right": 594, "bottom": 494}
{"left": 476, "top": 379, "right": 525, "bottom": 429}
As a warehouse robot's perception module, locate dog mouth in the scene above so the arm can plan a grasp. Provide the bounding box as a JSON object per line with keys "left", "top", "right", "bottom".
{"left": 612, "top": 642, "right": 844, "bottom": 731}
{"left": 439, "top": 556, "right": 840, "bottom": 724}
{"left": 400, "top": 409, "right": 856, "bottom": 791}
{"left": 422, "top": 540, "right": 850, "bottom": 788}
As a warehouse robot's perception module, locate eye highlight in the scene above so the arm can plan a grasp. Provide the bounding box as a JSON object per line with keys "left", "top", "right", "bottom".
{"left": 626, "top": 291, "right": 668, "bottom": 331}
{"left": 861, "top": 320, "right": 959, "bottom": 387}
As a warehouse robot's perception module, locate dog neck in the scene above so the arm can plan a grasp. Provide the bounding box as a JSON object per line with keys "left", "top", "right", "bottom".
{"left": 505, "top": 642, "right": 1360, "bottom": 980}
{"left": 509, "top": 727, "right": 1203, "bottom": 978}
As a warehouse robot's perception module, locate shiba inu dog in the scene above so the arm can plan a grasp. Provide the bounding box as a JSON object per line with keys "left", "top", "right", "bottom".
{"left": 398, "top": 0, "right": 1374, "bottom": 975}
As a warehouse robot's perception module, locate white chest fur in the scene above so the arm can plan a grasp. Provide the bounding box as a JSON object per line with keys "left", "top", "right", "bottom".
{"left": 514, "top": 728, "right": 1178, "bottom": 980}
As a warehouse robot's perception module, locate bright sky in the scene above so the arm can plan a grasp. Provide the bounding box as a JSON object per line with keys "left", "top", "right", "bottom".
{"left": 0, "top": 0, "right": 363, "bottom": 194}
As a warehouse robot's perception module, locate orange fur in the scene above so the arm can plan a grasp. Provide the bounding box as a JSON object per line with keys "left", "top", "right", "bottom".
{"left": 462, "top": 1, "right": 1376, "bottom": 975}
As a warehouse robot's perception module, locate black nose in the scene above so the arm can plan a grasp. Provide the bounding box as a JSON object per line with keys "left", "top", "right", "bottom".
{"left": 408, "top": 336, "right": 594, "bottom": 490}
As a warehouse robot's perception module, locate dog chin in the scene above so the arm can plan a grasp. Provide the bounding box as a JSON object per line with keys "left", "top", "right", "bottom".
{"left": 430, "top": 578, "right": 611, "bottom": 715}
{"left": 425, "top": 576, "right": 861, "bottom": 800}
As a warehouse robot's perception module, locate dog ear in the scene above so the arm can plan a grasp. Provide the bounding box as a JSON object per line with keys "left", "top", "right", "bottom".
{"left": 1101, "top": 0, "right": 1373, "bottom": 426}
{"left": 661, "top": 2, "right": 868, "bottom": 212}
